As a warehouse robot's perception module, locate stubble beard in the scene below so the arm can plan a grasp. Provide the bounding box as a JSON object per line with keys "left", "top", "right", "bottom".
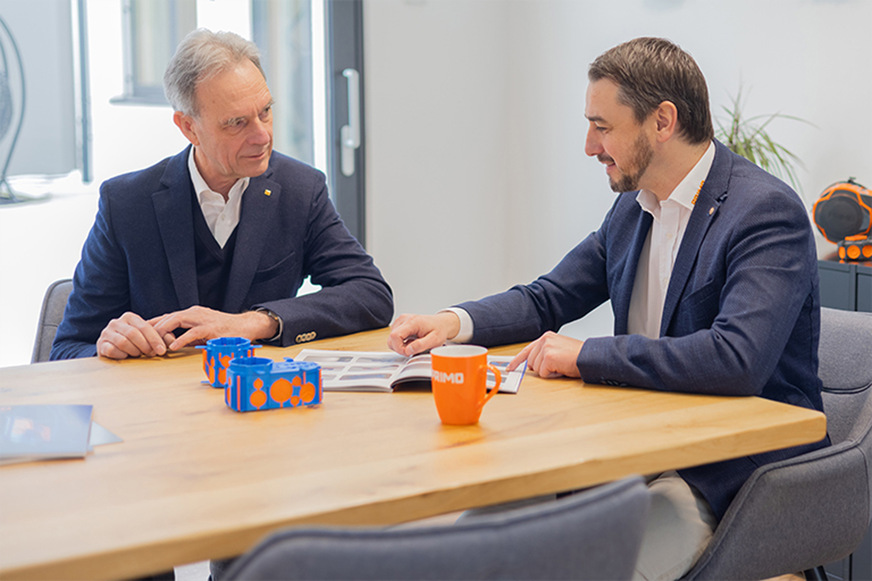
{"left": 607, "top": 132, "right": 654, "bottom": 193}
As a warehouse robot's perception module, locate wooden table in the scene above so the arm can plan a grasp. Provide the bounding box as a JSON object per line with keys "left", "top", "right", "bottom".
{"left": 0, "top": 328, "right": 827, "bottom": 580}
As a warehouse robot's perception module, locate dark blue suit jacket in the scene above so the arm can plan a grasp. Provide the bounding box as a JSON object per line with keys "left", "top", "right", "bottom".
{"left": 51, "top": 147, "right": 393, "bottom": 360}
{"left": 459, "top": 141, "right": 829, "bottom": 519}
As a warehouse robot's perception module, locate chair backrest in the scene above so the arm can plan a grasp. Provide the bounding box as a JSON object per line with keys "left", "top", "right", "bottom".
{"left": 682, "top": 307, "right": 872, "bottom": 580}
{"left": 224, "top": 476, "right": 651, "bottom": 581}
{"left": 818, "top": 307, "right": 872, "bottom": 445}
{"left": 31, "top": 279, "right": 73, "bottom": 363}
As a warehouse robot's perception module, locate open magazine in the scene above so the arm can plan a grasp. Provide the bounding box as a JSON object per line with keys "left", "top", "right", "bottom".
{"left": 294, "top": 350, "right": 526, "bottom": 394}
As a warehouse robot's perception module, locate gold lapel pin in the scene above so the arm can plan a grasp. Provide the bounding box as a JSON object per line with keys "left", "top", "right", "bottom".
{"left": 709, "top": 207, "right": 715, "bottom": 215}
{"left": 264, "top": 189, "right": 272, "bottom": 196}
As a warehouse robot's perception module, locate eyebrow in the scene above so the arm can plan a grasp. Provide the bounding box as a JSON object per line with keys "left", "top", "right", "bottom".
{"left": 222, "top": 100, "right": 275, "bottom": 127}
{"left": 585, "top": 115, "right": 607, "bottom": 123}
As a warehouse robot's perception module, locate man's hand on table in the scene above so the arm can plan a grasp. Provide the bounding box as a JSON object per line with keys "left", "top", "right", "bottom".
{"left": 97, "top": 307, "right": 278, "bottom": 360}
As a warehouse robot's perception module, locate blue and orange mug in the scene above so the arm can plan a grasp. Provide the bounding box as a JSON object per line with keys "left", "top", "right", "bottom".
{"left": 198, "top": 337, "right": 260, "bottom": 388}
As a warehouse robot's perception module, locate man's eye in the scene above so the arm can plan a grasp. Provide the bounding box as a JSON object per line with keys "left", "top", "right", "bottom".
{"left": 260, "top": 106, "right": 272, "bottom": 121}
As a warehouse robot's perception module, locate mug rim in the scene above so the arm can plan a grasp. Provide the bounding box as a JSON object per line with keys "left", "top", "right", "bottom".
{"left": 431, "top": 344, "right": 487, "bottom": 358}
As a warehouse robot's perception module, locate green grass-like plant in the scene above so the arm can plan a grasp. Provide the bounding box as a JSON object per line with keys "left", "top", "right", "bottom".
{"left": 715, "top": 87, "right": 809, "bottom": 192}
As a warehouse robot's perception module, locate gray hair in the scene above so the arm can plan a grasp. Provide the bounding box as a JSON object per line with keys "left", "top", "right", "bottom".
{"left": 163, "top": 28, "right": 265, "bottom": 117}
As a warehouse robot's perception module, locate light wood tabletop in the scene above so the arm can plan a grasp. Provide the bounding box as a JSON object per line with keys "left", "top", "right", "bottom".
{"left": 0, "top": 328, "right": 827, "bottom": 580}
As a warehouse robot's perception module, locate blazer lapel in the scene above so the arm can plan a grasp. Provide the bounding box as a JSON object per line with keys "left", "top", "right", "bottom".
{"left": 659, "top": 141, "right": 733, "bottom": 334}
{"left": 153, "top": 148, "right": 199, "bottom": 308}
{"left": 223, "top": 169, "right": 281, "bottom": 313}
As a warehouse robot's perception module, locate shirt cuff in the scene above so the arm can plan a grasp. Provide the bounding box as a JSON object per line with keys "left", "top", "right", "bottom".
{"left": 440, "top": 307, "right": 473, "bottom": 343}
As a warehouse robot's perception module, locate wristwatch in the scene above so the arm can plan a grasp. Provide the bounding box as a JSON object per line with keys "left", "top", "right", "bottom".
{"left": 255, "top": 308, "right": 283, "bottom": 342}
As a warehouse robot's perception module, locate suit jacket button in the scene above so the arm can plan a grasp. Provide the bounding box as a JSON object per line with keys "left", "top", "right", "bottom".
{"left": 295, "top": 331, "right": 317, "bottom": 344}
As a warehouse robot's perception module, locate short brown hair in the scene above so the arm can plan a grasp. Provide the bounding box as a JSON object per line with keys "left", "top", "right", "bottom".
{"left": 588, "top": 37, "right": 714, "bottom": 144}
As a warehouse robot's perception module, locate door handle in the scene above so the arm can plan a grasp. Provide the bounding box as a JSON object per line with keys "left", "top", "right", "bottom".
{"left": 340, "top": 68, "right": 360, "bottom": 177}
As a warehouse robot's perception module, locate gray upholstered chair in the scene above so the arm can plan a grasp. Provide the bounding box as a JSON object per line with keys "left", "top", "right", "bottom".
{"left": 224, "top": 475, "right": 651, "bottom": 581}
{"left": 31, "top": 278, "right": 73, "bottom": 363}
{"left": 682, "top": 307, "right": 872, "bottom": 581}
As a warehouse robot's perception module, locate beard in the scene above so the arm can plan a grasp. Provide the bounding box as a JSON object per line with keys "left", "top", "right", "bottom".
{"left": 602, "top": 132, "right": 654, "bottom": 193}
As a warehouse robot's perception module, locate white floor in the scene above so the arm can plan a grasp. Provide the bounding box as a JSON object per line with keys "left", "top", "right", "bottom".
{"left": 175, "top": 561, "right": 210, "bottom": 581}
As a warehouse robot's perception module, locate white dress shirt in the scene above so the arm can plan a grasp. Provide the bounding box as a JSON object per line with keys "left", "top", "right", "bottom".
{"left": 188, "top": 148, "right": 249, "bottom": 248}
{"left": 449, "top": 141, "right": 716, "bottom": 344}
{"left": 628, "top": 141, "right": 715, "bottom": 338}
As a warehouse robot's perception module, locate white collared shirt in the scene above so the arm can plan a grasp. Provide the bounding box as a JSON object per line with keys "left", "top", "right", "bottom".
{"left": 627, "top": 141, "right": 715, "bottom": 338}
{"left": 188, "top": 148, "right": 250, "bottom": 248}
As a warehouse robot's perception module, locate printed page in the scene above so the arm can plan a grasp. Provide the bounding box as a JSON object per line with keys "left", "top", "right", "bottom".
{"left": 487, "top": 357, "right": 525, "bottom": 394}
{"left": 294, "top": 350, "right": 409, "bottom": 391}
{"left": 295, "top": 350, "right": 525, "bottom": 394}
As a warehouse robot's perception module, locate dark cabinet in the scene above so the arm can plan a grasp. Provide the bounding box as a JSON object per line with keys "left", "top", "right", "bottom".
{"left": 819, "top": 260, "right": 872, "bottom": 314}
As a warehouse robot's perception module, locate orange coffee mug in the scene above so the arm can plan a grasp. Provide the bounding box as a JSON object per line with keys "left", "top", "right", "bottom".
{"left": 430, "top": 345, "right": 501, "bottom": 425}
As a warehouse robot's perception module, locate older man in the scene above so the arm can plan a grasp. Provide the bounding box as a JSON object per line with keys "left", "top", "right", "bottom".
{"left": 53, "top": 29, "right": 392, "bottom": 360}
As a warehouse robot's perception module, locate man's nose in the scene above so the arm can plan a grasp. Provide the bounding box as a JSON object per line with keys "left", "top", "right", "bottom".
{"left": 584, "top": 126, "right": 601, "bottom": 158}
{"left": 248, "top": 118, "right": 271, "bottom": 145}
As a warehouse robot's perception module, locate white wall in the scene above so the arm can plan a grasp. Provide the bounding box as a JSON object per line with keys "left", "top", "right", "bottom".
{"left": 365, "top": 0, "right": 515, "bottom": 315}
{"left": 364, "top": 0, "right": 872, "bottom": 340}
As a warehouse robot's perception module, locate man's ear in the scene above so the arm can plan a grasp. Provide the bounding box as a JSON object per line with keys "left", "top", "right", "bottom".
{"left": 173, "top": 111, "right": 200, "bottom": 146}
{"left": 653, "top": 101, "right": 678, "bottom": 142}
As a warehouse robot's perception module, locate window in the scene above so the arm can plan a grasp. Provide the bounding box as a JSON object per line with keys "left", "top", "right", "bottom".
{"left": 116, "top": 0, "right": 197, "bottom": 105}
{"left": 0, "top": 0, "right": 81, "bottom": 182}
{"left": 252, "top": 0, "right": 314, "bottom": 165}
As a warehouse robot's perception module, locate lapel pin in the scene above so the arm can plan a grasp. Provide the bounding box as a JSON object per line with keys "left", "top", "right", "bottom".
{"left": 264, "top": 189, "right": 272, "bottom": 196}
{"left": 709, "top": 207, "right": 715, "bottom": 215}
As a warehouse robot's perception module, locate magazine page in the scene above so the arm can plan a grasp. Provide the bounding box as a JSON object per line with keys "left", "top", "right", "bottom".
{"left": 294, "top": 350, "right": 409, "bottom": 392}
{"left": 295, "top": 350, "right": 525, "bottom": 394}
{"left": 387, "top": 353, "right": 434, "bottom": 389}
{"left": 486, "top": 357, "right": 526, "bottom": 394}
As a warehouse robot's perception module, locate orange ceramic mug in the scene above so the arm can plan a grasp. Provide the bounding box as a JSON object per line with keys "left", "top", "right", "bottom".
{"left": 430, "top": 345, "right": 502, "bottom": 425}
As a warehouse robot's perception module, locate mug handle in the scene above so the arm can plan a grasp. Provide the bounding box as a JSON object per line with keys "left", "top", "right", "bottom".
{"left": 479, "top": 363, "right": 502, "bottom": 408}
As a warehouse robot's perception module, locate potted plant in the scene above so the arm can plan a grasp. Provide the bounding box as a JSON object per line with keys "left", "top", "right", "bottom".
{"left": 715, "top": 86, "right": 810, "bottom": 193}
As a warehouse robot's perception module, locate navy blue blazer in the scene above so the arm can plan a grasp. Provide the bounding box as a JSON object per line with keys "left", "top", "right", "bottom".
{"left": 459, "top": 140, "right": 829, "bottom": 519}
{"left": 51, "top": 147, "right": 393, "bottom": 360}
